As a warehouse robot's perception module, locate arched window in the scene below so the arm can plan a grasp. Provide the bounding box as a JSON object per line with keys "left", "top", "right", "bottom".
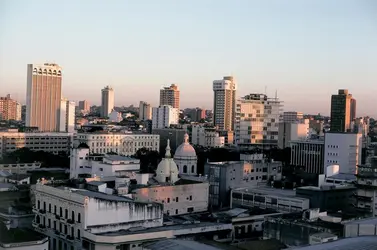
{"left": 37, "top": 200, "right": 40, "bottom": 209}
{"left": 65, "top": 209, "right": 68, "bottom": 219}
{"left": 48, "top": 203, "right": 51, "bottom": 212}
{"left": 78, "top": 213, "right": 81, "bottom": 223}
{"left": 60, "top": 207, "right": 63, "bottom": 216}
{"left": 191, "top": 165, "right": 195, "bottom": 173}
{"left": 183, "top": 165, "right": 187, "bottom": 173}
{"left": 36, "top": 215, "right": 40, "bottom": 224}
{"left": 71, "top": 211, "right": 75, "bottom": 221}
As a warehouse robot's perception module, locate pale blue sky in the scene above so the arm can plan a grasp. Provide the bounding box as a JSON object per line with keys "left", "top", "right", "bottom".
{"left": 0, "top": 0, "right": 376, "bottom": 115}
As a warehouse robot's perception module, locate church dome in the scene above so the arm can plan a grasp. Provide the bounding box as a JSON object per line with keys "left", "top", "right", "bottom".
{"left": 174, "top": 133, "right": 197, "bottom": 159}
{"left": 155, "top": 139, "right": 179, "bottom": 184}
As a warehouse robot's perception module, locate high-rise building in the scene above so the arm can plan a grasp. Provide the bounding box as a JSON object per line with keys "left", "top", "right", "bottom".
{"left": 213, "top": 76, "right": 237, "bottom": 131}
{"left": 330, "top": 89, "right": 353, "bottom": 132}
{"left": 350, "top": 98, "right": 356, "bottom": 123}
{"left": 139, "top": 101, "right": 152, "bottom": 120}
{"left": 235, "top": 94, "right": 282, "bottom": 148}
{"left": 26, "top": 63, "right": 62, "bottom": 131}
{"left": 278, "top": 119, "right": 309, "bottom": 149}
{"left": 101, "top": 86, "right": 114, "bottom": 118}
{"left": 190, "top": 108, "right": 206, "bottom": 122}
{"left": 152, "top": 105, "right": 179, "bottom": 129}
{"left": 16, "top": 102, "right": 22, "bottom": 121}
{"left": 0, "top": 94, "right": 17, "bottom": 120}
{"left": 59, "top": 99, "right": 76, "bottom": 132}
{"left": 160, "top": 84, "right": 180, "bottom": 110}
{"left": 78, "top": 100, "right": 90, "bottom": 112}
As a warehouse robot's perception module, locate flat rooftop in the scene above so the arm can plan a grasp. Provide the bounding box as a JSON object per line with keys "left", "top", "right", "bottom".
{"left": 297, "top": 184, "right": 355, "bottom": 191}
{"left": 234, "top": 186, "right": 308, "bottom": 201}
{"left": 57, "top": 187, "right": 134, "bottom": 202}
{"left": 104, "top": 155, "right": 139, "bottom": 162}
{"left": 295, "top": 236, "right": 377, "bottom": 250}
{"left": 0, "top": 222, "right": 47, "bottom": 244}
{"left": 96, "top": 222, "right": 231, "bottom": 237}
{"left": 327, "top": 173, "right": 356, "bottom": 181}
{"left": 343, "top": 217, "right": 377, "bottom": 225}
{"left": 143, "top": 239, "right": 223, "bottom": 250}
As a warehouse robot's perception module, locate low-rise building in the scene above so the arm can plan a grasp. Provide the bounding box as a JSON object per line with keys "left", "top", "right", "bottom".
{"left": 0, "top": 131, "right": 73, "bottom": 159}
{"left": 70, "top": 143, "right": 140, "bottom": 179}
{"left": 75, "top": 132, "right": 159, "bottom": 156}
{"left": 204, "top": 160, "right": 281, "bottom": 208}
{"left": 132, "top": 140, "right": 209, "bottom": 216}
{"left": 0, "top": 163, "right": 41, "bottom": 174}
{"left": 231, "top": 187, "right": 310, "bottom": 213}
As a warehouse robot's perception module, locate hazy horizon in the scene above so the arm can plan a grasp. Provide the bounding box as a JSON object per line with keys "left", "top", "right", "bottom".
{"left": 1, "top": 0, "right": 377, "bottom": 116}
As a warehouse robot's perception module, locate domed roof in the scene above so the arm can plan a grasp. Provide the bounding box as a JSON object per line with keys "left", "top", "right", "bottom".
{"left": 174, "top": 133, "right": 197, "bottom": 158}
{"left": 156, "top": 139, "right": 179, "bottom": 184}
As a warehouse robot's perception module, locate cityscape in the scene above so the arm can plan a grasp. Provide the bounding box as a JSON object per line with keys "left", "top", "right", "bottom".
{"left": 1, "top": 1, "right": 377, "bottom": 250}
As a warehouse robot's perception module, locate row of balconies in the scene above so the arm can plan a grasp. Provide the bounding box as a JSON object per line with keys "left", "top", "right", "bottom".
{"left": 33, "top": 207, "right": 76, "bottom": 225}
{"left": 32, "top": 221, "right": 80, "bottom": 243}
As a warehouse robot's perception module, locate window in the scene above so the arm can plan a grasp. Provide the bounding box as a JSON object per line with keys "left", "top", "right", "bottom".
{"left": 176, "top": 209, "right": 179, "bottom": 214}
{"left": 183, "top": 165, "right": 187, "bottom": 173}
{"left": 65, "top": 209, "right": 68, "bottom": 219}
{"left": 176, "top": 197, "right": 179, "bottom": 202}
{"left": 78, "top": 213, "right": 81, "bottom": 223}
{"left": 189, "top": 195, "right": 192, "bottom": 201}
{"left": 99, "top": 168, "right": 103, "bottom": 171}
{"left": 187, "top": 207, "right": 194, "bottom": 213}
{"left": 48, "top": 204, "right": 51, "bottom": 212}
{"left": 191, "top": 165, "right": 195, "bottom": 173}
{"left": 167, "top": 198, "right": 170, "bottom": 203}
{"left": 54, "top": 205, "right": 57, "bottom": 214}
{"left": 71, "top": 211, "right": 75, "bottom": 220}
{"left": 77, "top": 229, "right": 81, "bottom": 239}
{"left": 37, "top": 200, "right": 40, "bottom": 209}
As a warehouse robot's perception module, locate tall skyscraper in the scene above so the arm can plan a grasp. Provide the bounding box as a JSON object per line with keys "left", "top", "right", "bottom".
{"left": 160, "top": 84, "right": 180, "bottom": 110}
{"left": 26, "top": 63, "right": 62, "bottom": 131}
{"left": 101, "top": 86, "right": 114, "bottom": 118}
{"left": 139, "top": 101, "right": 152, "bottom": 120}
{"left": 0, "top": 94, "right": 18, "bottom": 121}
{"left": 330, "top": 89, "right": 353, "bottom": 132}
{"left": 350, "top": 98, "right": 356, "bottom": 123}
{"left": 78, "top": 100, "right": 90, "bottom": 112}
{"left": 59, "top": 99, "right": 76, "bottom": 132}
{"left": 213, "top": 76, "right": 237, "bottom": 131}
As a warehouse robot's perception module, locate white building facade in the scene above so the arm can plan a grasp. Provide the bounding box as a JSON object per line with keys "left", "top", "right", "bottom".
{"left": 324, "top": 132, "right": 362, "bottom": 174}
{"left": 59, "top": 99, "right": 75, "bottom": 133}
{"left": 108, "top": 110, "right": 122, "bottom": 123}
{"left": 70, "top": 145, "right": 140, "bottom": 179}
{"left": 32, "top": 183, "right": 163, "bottom": 250}
{"left": 75, "top": 132, "right": 159, "bottom": 156}
{"left": 278, "top": 119, "right": 309, "bottom": 148}
{"left": 152, "top": 105, "right": 179, "bottom": 129}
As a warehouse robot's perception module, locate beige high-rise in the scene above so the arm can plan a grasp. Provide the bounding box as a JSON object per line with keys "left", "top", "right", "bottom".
{"left": 0, "top": 94, "right": 18, "bottom": 120}
{"left": 26, "top": 63, "right": 62, "bottom": 132}
{"left": 213, "top": 76, "right": 237, "bottom": 131}
{"left": 160, "top": 84, "right": 180, "bottom": 110}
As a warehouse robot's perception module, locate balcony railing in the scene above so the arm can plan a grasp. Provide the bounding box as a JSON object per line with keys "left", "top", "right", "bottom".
{"left": 67, "top": 219, "right": 75, "bottom": 224}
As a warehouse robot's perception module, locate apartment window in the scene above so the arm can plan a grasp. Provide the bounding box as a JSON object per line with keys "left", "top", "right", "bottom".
{"left": 176, "top": 209, "right": 179, "bottom": 215}
{"left": 77, "top": 229, "right": 81, "bottom": 239}
{"left": 48, "top": 204, "right": 51, "bottom": 212}
{"left": 60, "top": 207, "right": 63, "bottom": 217}
{"left": 78, "top": 213, "right": 81, "bottom": 223}
{"left": 187, "top": 207, "right": 194, "bottom": 213}
{"left": 71, "top": 211, "right": 75, "bottom": 220}
{"left": 37, "top": 200, "right": 40, "bottom": 209}
{"left": 54, "top": 205, "right": 57, "bottom": 214}
{"left": 189, "top": 195, "right": 192, "bottom": 201}
{"left": 65, "top": 209, "right": 68, "bottom": 219}
{"left": 176, "top": 197, "right": 179, "bottom": 202}
{"left": 167, "top": 198, "right": 170, "bottom": 203}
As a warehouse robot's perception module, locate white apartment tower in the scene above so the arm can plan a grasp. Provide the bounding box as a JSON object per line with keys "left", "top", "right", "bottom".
{"left": 139, "top": 101, "right": 152, "bottom": 120}
{"left": 152, "top": 105, "right": 179, "bottom": 129}
{"left": 235, "top": 94, "right": 282, "bottom": 148}
{"left": 26, "top": 63, "right": 62, "bottom": 132}
{"left": 59, "top": 99, "right": 76, "bottom": 133}
{"left": 213, "top": 76, "right": 237, "bottom": 131}
{"left": 101, "top": 86, "right": 114, "bottom": 118}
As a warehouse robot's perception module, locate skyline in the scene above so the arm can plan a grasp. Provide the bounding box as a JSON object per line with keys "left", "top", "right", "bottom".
{"left": 1, "top": 0, "right": 377, "bottom": 116}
